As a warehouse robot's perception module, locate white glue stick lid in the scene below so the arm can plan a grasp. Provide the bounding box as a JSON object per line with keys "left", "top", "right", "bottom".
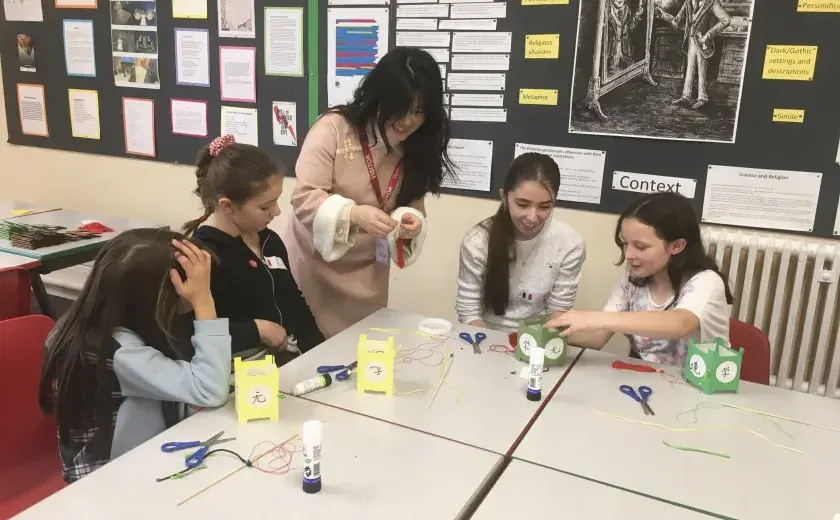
{"left": 529, "top": 346, "right": 545, "bottom": 365}
{"left": 302, "top": 420, "right": 322, "bottom": 445}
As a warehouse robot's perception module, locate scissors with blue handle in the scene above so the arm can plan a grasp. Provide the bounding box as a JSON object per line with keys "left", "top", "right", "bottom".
{"left": 317, "top": 361, "right": 358, "bottom": 381}
{"left": 619, "top": 385, "right": 655, "bottom": 415}
{"left": 161, "top": 430, "right": 236, "bottom": 468}
{"left": 459, "top": 331, "right": 487, "bottom": 354}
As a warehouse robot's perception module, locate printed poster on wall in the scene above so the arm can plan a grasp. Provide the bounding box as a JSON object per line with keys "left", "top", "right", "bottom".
{"left": 218, "top": 0, "right": 255, "bottom": 38}
{"left": 17, "top": 34, "right": 36, "bottom": 72}
{"left": 327, "top": 7, "right": 390, "bottom": 107}
{"left": 110, "top": 0, "right": 160, "bottom": 89}
{"left": 3, "top": 0, "right": 43, "bottom": 21}
{"left": 568, "top": 0, "right": 756, "bottom": 143}
{"left": 702, "top": 165, "right": 821, "bottom": 232}
{"left": 441, "top": 139, "right": 493, "bottom": 191}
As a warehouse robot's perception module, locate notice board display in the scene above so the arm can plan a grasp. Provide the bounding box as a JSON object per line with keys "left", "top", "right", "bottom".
{"left": 1, "top": 0, "right": 313, "bottom": 171}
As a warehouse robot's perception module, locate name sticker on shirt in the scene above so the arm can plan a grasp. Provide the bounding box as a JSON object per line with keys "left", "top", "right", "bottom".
{"left": 375, "top": 238, "right": 390, "bottom": 265}
{"left": 264, "top": 256, "right": 287, "bottom": 270}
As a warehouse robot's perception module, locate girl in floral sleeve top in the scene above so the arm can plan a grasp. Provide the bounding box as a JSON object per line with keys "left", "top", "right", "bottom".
{"left": 546, "top": 192, "right": 733, "bottom": 367}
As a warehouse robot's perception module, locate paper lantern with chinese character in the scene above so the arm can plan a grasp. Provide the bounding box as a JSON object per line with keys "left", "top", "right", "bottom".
{"left": 684, "top": 338, "right": 743, "bottom": 395}
{"left": 234, "top": 355, "right": 280, "bottom": 423}
{"left": 357, "top": 334, "right": 396, "bottom": 396}
{"left": 516, "top": 315, "right": 567, "bottom": 366}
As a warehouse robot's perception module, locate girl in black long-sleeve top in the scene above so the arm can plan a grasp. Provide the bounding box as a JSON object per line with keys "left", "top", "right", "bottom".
{"left": 183, "top": 135, "right": 325, "bottom": 360}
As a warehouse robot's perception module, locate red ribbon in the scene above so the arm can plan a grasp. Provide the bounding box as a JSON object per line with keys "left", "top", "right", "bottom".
{"left": 358, "top": 128, "right": 406, "bottom": 269}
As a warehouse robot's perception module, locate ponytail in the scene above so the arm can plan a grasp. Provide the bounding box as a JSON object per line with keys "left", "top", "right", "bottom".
{"left": 482, "top": 206, "right": 516, "bottom": 315}
{"left": 181, "top": 211, "right": 210, "bottom": 237}
{"left": 182, "top": 145, "right": 214, "bottom": 237}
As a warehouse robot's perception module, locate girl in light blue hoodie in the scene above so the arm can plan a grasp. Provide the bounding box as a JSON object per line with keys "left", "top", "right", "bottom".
{"left": 39, "top": 229, "right": 232, "bottom": 483}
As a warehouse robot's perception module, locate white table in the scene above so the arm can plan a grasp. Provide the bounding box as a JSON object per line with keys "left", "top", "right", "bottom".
{"left": 0, "top": 209, "right": 158, "bottom": 317}
{"left": 0, "top": 251, "right": 39, "bottom": 273}
{"left": 473, "top": 460, "right": 715, "bottom": 519}
{"left": 515, "top": 349, "right": 840, "bottom": 520}
{"left": 14, "top": 397, "right": 502, "bottom": 520}
{"left": 279, "top": 308, "right": 581, "bottom": 455}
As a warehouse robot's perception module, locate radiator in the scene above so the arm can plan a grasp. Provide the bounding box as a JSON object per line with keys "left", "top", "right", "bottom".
{"left": 702, "top": 227, "right": 840, "bottom": 398}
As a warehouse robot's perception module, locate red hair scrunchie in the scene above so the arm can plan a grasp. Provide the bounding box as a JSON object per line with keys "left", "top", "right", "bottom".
{"left": 209, "top": 134, "right": 236, "bottom": 157}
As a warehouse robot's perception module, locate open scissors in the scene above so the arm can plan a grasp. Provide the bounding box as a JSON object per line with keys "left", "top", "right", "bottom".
{"left": 317, "top": 361, "right": 358, "bottom": 381}
{"left": 619, "top": 385, "right": 655, "bottom": 415}
{"left": 161, "top": 430, "right": 236, "bottom": 468}
{"left": 459, "top": 331, "right": 486, "bottom": 354}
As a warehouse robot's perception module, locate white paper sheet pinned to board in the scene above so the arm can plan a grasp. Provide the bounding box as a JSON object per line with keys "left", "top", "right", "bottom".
{"left": 442, "top": 139, "right": 494, "bottom": 192}
{"left": 450, "top": 1, "right": 506, "bottom": 18}
{"left": 451, "top": 93, "right": 504, "bottom": 106}
{"left": 438, "top": 18, "right": 497, "bottom": 30}
{"left": 452, "top": 31, "right": 511, "bottom": 52}
{"left": 397, "top": 3, "right": 449, "bottom": 16}
{"left": 396, "top": 30, "right": 450, "bottom": 47}
{"left": 451, "top": 107, "right": 507, "bottom": 122}
{"left": 451, "top": 53, "right": 509, "bottom": 70}
{"left": 447, "top": 72, "right": 505, "bottom": 91}
{"left": 397, "top": 18, "right": 438, "bottom": 30}
{"left": 422, "top": 48, "right": 450, "bottom": 63}
{"left": 703, "top": 165, "right": 821, "bottom": 232}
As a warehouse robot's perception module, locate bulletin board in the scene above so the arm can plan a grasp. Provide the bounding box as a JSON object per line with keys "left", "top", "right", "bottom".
{"left": 2, "top": 0, "right": 840, "bottom": 238}
{"left": 416, "top": 0, "right": 839, "bottom": 239}
{"left": 1, "top": 0, "right": 314, "bottom": 170}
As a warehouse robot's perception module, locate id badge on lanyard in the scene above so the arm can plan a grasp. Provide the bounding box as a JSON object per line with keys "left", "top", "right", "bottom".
{"left": 358, "top": 129, "right": 405, "bottom": 266}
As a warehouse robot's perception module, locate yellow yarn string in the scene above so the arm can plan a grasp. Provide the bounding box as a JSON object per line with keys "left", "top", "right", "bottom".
{"left": 593, "top": 408, "right": 805, "bottom": 455}
{"left": 721, "top": 403, "right": 840, "bottom": 433}
{"left": 394, "top": 344, "right": 462, "bottom": 403}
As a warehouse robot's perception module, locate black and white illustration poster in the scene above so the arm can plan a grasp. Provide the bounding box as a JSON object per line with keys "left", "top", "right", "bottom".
{"left": 569, "top": 0, "right": 755, "bottom": 143}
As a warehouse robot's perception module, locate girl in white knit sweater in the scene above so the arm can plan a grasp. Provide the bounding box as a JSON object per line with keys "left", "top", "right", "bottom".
{"left": 456, "top": 153, "right": 586, "bottom": 332}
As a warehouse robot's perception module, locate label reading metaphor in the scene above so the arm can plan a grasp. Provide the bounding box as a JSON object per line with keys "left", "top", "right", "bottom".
{"left": 519, "top": 89, "right": 558, "bottom": 105}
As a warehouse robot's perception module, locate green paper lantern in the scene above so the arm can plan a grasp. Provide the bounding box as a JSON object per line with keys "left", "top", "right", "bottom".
{"left": 684, "top": 337, "right": 743, "bottom": 395}
{"left": 515, "top": 316, "right": 567, "bottom": 366}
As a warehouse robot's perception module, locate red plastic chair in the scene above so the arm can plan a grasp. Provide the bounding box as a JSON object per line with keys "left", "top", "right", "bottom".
{"left": 0, "top": 314, "right": 66, "bottom": 518}
{"left": 0, "top": 268, "right": 31, "bottom": 320}
{"left": 729, "top": 318, "right": 771, "bottom": 386}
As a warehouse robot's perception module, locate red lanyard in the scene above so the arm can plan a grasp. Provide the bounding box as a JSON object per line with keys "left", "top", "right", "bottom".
{"left": 357, "top": 128, "right": 403, "bottom": 211}
{"left": 357, "top": 128, "right": 406, "bottom": 268}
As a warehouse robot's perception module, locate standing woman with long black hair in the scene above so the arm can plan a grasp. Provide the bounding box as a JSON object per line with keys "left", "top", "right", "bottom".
{"left": 283, "top": 47, "right": 453, "bottom": 337}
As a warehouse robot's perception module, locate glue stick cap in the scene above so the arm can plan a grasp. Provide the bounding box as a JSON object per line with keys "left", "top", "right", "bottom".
{"left": 302, "top": 420, "right": 322, "bottom": 445}
{"left": 530, "top": 346, "right": 545, "bottom": 365}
